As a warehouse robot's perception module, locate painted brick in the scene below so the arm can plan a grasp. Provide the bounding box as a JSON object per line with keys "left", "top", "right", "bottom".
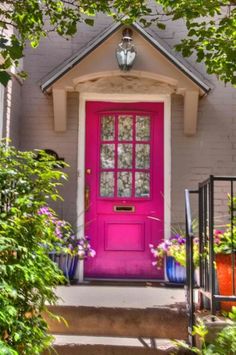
{"left": 5, "top": 12, "right": 234, "bottom": 231}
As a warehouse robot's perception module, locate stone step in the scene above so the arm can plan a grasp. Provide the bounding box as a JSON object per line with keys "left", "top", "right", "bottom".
{"left": 45, "top": 305, "right": 188, "bottom": 340}
{"left": 43, "top": 335, "right": 187, "bottom": 355}
{"left": 45, "top": 285, "right": 188, "bottom": 341}
{"left": 54, "top": 285, "right": 186, "bottom": 309}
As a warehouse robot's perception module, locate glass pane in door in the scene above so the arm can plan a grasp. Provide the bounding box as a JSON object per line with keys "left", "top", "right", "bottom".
{"left": 135, "top": 172, "right": 150, "bottom": 197}
{"left": 118, "top": 144, "right": 132, "bottom": 168}
{"left": 101, "top": 115, "right": 115, "bottom": 141}
{"left": 118, "top": 115, "right": 133, "bottom": 141}
{"left": 136, "top": 116, "right": 150, "bottom": 141}
{"left": 135, "top": 144, "right": 150, "bottom": 169}
{"left": 100, "top": 144, "right": 115, "bottom": 168}
{"left": 100, "top": 172, "right": 115, "bottom": 197}
{"left": 117, "top": 172, "right": 132, "bottom": 197}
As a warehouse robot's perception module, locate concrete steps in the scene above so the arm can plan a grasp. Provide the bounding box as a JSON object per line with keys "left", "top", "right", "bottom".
{"left": 44, "top": 335, "right": 183, "bottom": 355}
{"left": 44, "top": 285, "right": 188, "bottom": 354}
{"left": 45, "top": 305, "right": 188, "bottom": 339}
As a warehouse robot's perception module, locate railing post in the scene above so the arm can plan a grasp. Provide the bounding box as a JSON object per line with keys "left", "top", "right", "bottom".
{"left": 208, "top": 175, "right": 216, "bottom": 314}
{"left": 230, "top": 181, "right": 236, "bottom": 296}
{"left": 198, "top": 184, "right": 204, "bottom": 308}
{"left": 185, "top": 189, "right": 195, "bottom": 346}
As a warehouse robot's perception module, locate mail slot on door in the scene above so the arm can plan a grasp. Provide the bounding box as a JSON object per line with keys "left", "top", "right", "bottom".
{"left": 114, "top": 205, "right": 135, "bottom": 212}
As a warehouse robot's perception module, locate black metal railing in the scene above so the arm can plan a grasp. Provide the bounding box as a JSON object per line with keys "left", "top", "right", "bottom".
{"left": 185, "top": 175, "right": 236, "bottom": 344}
{"left": 185, "top": 188, "right": 198, "bottom": 346}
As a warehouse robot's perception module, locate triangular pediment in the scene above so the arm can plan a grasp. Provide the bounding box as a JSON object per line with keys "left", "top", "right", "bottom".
{"left": 41, "top": 22, "right": 210, "bottom": 95}
{"left": 43, "top": 22, "right": 211, "bottom": 136}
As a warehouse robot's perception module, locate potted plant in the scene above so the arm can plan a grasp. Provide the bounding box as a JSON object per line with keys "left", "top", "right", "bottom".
{"left": 150, "top": 233, "right": 199, "bottom": 284}
{"left": 49, "top": 235, "right": 96, "bottom": 281}
{"left": 214, "top": 228, "right": 236, "bottom": 311}
{"left": 38, "top": 207, "right": 96, "bottom": 281}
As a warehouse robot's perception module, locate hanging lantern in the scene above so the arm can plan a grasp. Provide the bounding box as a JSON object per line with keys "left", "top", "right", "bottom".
{"left": 116, "top": 28, "right": 137, "bottom": 71}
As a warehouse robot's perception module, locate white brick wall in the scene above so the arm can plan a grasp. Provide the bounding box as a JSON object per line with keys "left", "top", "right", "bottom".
{"left": 20, "top": 90, "right": 79, "bottom": 226}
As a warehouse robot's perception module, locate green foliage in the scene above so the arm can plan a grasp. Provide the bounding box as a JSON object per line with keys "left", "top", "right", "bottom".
{"left": 229, "top": 306, "right": 236, "bottom": 320}
{"left": 0, "top": 141, "right": 68, "bottom": 354}
{"left": 214, "top": 196, "right": 236, "bottom": 254}
{"left": 214, "top": 227, "right": 236, "bottom": 254}
{"left": 169, "top": 0, "right": 236, "bottom": 85}
{"left": 174, "top": 307, "right": 236, "bottom": 354}
{"left": 0, "top": 1, "right": 236, "bottom": 86}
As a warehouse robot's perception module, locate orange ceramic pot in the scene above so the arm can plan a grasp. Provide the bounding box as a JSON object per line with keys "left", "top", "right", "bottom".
{"left": 216, "top": 253, "right": 236, "bottom": 311}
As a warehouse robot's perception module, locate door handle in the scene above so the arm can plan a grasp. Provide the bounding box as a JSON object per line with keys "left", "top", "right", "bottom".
{"left": 85, "top": 185, "right": 90, "bottom": 211}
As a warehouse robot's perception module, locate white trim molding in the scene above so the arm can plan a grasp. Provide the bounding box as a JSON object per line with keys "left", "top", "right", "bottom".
{"left": 76, "top": 93, "right": 171, "bottom": 282}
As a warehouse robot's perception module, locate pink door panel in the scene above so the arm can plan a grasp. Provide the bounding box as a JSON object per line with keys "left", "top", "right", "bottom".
{"left": 85, "top": 101, "right": 164, "bottom": 279}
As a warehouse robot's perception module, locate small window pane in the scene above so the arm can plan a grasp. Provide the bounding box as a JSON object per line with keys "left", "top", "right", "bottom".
{"left": 100, "top": 144, "right": 115, "bottom": 168}
{"left": 118, "top": 144, "right": 132, "bottom": 168}
{"left": 100, "top": 172, "right": 114, "bottom": 197}
{"left": 136, "top": 116, "right": 150, "bottom": 141}
{"left": 135, "top": 172, "right": 150, "bottom": 198}
{"left": 135, "top": 144, "right": 150, "bottom": 169}
{"left": 118, "top": 115, "right": 133, "bottom": 141}
{"left": 118, "top": 172, "right": 132, "bottom": 197}
{"left": 101, "top": 115, "right": 115, "bottom": 141}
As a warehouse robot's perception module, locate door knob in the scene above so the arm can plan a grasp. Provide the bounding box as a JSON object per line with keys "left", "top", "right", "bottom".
{"left": 86, "top": 168, "right": 92, "bottom": 175}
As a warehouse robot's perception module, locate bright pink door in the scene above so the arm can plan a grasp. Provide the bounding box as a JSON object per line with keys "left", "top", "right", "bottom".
{"left": 85, "top": 101, "right": 164, "bottom": 279}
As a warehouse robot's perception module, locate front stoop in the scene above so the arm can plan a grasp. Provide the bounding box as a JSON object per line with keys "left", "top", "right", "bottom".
{"left": 44, "top": 286, "right": 188, "bottom": 354}
{"left": 43, "top": 335, "right": 186, "bottom": 355}
{"left": 45, "top": 305, "right": 188, "bottom": 339}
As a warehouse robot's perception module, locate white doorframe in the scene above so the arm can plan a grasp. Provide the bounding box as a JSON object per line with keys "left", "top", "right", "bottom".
{"left": 76, "top": 93, "right": 171, "bottom": 282}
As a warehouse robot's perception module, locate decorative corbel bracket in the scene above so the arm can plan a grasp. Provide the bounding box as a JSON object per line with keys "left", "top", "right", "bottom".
{"left": 184, "top": 91, "right": 199, "bottom": 136}
{"left": 52, "top": 89, "right": 67, "bottom": 132}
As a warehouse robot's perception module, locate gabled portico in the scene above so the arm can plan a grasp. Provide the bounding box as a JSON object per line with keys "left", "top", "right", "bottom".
{"left": 41, "top": 22, "right": 210, "bottom": 137}
{"left": 40, "top": 22, "right": 210, "bottom": 282}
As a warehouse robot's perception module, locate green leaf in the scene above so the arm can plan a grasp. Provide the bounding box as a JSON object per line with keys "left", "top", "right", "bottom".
{"left": 157, "top": 23, "right": 166, "bottom": 30}
{"left": 0, "top": 71, "right": 11, "bottom": 86}
{"left": 30, "top": 39, "right": 39, "bottom": 48}
{"left": 84, "top": 18, "right": 94, "bottom": 26}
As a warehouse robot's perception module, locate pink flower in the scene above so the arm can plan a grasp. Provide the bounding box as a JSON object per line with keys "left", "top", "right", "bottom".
{"left": 214, "top": 230, "right": 223, "bottom": 245}
{"left": 214, "top": 230, "right": 223, "bottom": 237}
{"left": 150, "top": 249, "right": 158, "bottom": 257}
{"left": 78, "top": 250, "right": 85, "bottom": 258}
{"left": 89, "top": 249, "right": 96, "bottom": 258}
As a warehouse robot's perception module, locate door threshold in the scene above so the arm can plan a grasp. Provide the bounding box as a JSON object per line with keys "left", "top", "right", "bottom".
{"left": 80, "top": 278, "right": 184, "bottom": 288}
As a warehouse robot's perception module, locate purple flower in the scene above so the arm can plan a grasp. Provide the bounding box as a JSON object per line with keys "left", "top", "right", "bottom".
{"left": 177, "top": 237, "right": 186, "bottom": 245}
{"left": 68, "top": 244, "right": 73, "bottom": 251}
{"left": 170, "top": 234, "right": 178, "bottom": 240}
{"left": 38, "top": 207, "right": 53, "bottom": 217}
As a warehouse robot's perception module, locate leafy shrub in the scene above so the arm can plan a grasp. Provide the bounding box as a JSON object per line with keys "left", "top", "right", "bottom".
{"left": 175, "top": 307, "right": 236, "bottom": 354}
{"left": 0, "top": 142, "right": 68, "bottom": 354}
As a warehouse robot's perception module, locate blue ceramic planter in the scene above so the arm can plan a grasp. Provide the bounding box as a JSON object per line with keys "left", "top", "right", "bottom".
{"left": 49, "top": 252, "right": 78, "bottom": 280}
{"left": 166, "top": 256, "right": 186, "bottom": 283}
